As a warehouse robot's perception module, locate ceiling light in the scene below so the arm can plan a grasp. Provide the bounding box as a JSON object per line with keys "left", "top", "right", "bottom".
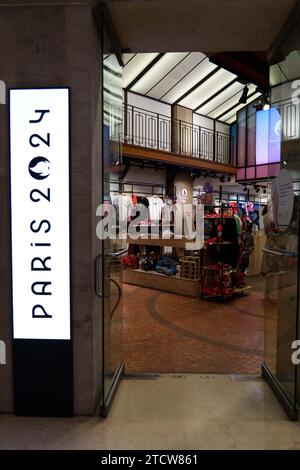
{"left": 253, "top": 88, "right": 270, "bottom": 111}
{"left": 239, "top": 86, "right": 249, "bottom": 104}
{"left": 262, "top": 94, "right": 270, "bottom": 111}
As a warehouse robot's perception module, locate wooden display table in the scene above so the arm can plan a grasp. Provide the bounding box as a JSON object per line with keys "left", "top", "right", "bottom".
{"left": 122, "top": 269, "right": 200, "bottom": 297}
{"left": 126, "top": 236, "right": 196, "bottom": 249}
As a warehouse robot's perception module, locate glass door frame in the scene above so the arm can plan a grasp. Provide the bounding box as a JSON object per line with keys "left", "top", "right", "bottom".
{"left": 262, "top": 60, "right": 300, "bottom": 421}
{"left": 94, "top": 2, "right": 125, "bottom": 418}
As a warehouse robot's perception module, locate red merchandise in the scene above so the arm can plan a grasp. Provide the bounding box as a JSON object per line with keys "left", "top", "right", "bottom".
{"left": 205, "top": 237, "right": 218, "bottom": 245}
{"left": 121, "top": 255, "right": 139, "bottom": 269}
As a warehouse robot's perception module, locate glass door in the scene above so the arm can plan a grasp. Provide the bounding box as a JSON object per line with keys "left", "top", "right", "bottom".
{"left": 262, "top": 49, "right": 300, "bottom": 420}
{"left": 98, "top": 21, "right": 124, "bottom": 418}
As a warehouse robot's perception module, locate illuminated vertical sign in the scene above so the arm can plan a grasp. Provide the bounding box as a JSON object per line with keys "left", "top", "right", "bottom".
{"left": 9, "top": 88, "right": 71, "bottom": 340}
{"left": 256, "top": 108, "right": 281, "bottom": 165}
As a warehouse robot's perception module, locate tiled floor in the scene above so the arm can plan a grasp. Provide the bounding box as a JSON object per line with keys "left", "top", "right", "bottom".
{"left": 122, "top": 276, "right": 274, "bottom": 374}
{"left": 0, "top": 375, "right": 299, "bottom": 450}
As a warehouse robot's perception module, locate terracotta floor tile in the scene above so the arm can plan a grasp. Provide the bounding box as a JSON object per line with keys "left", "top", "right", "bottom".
{"left": 121, "top": 275, "right": 268, "bottom": 375}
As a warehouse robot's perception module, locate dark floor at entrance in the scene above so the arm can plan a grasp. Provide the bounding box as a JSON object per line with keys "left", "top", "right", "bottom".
{"left": 122, "top": 276, "right": 273, "bottom": 374}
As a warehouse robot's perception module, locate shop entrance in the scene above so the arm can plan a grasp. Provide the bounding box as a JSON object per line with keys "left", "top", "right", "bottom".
{"left": 104, "top": 50, "right": 271, "bottom": 378}
{"left": 119, "top": 175, "right": 267, "bottom": 375}
{"left": 99, "top": 5, "right": 300, "bottom": 421}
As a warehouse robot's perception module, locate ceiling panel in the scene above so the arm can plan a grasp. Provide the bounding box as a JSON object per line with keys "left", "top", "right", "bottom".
{"left": 123, "top": 53, "right": 159, "bottom": 88}
{"left": 123, "top": 53, "right": 136, "bottom": 65}
{"left": 277, "top": 51, "right": 300, "bottom": 83}
{"left": 179, "top": 68, "right": 236, "bottom": 109}
{"left": 225, "top": 115, "right": 238, "bottom": 124}
{"left": 270, "top": 64, "right": 284, "bottom": 87}
{"left": 162, "top": 58, "right": 216, "bottom": 104}
{"left": 208, "top": 84, "right": 257, "bottom": 119}
{"left": 122, "top": 52, "right": 259, "bottom": 120}
{"left": 220, "top": 92, "right": 261, "bottom": 122}
{"left": 198, "top": 82, "right": 243, "bottom": 115}
{"left": 131, "top": 53, "right": 188, "bottom": 95}
{"left": 149, "top": 52, "right": 206, "bottom": 100}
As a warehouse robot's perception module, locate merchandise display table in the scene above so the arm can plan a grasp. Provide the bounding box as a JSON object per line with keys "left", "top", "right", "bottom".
{"left": 122, "top": 269, "right": 200, "bottom": 297}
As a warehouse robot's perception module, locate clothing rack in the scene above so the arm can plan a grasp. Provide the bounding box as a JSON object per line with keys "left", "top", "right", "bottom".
{"left": 110, "top": 180, "right": 174, "bottom": 197}
{"left": 192, "top": 188, "right": 266, "bottom": 205}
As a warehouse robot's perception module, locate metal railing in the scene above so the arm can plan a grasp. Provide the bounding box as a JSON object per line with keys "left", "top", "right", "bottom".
{"left": 273, "top": 97, "right": 300, "bottom": 141}
{"left": 123, "top": 104, "right": 233, "bottom": 165}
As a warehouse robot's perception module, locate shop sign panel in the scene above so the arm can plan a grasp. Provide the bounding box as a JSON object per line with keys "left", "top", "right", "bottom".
{"left": 9, "top": 88, "right": 71, "bottom": 340}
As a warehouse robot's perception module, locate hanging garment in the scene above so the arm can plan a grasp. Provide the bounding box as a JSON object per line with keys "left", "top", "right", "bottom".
{"left": 234, "top": 214, "right": 243, "bottom": 243}
{"left": 112, "top": 193, "right": 132, "bottom": 222}
{"left": 147, "top": 195, "right": 164, "bottom": 222}
{"left": 162, "top": 197, "right": 173, "bottom": 224}
{"left": 136, "top": 196, "right": 150, "bottom": 224}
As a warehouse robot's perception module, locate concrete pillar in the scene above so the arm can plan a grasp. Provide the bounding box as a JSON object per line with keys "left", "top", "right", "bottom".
{"left": 0, "top": 1, "right": 103, "bottom": 415}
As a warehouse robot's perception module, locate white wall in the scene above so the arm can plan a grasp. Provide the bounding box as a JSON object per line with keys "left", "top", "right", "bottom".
{"left": 216, "top": 121, "right": 230, "bottom": 135}
{"left": 193, "top": 113, "right": 230, "bottom": 135}
{"left": 111, "top": 166, "right": 167, "bottom": 195}
{"left": 127, "top": 91, "right": 171, "bottom": 117}
{"left": 127, "top": 94, "right": 231, "bottom": 136}
{"left": 193, "top": 175, "right": 268, "bottom": 199}
{"left": 193, "top": 113, "right": 214, "bottom": 130}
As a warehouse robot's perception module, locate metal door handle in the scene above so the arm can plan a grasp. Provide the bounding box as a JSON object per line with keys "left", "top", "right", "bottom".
{"left": 95, "top": 253, "right": 103, "bottom": 298}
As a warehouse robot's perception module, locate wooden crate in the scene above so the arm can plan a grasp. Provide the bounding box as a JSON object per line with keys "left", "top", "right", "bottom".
{"left": 180, "top": 256, "right": 200, "bottom": 280}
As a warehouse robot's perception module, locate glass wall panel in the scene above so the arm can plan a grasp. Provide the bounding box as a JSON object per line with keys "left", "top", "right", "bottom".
{"left": 263, "top": 49, "right": 300, "bottom": 418}
{"left": 247, "top": 106, "right": 256, "bottom": 166}
{"left": 237, "top": 108, "right": 246, "bottom": 167}
{"left": 101, "top": 28, "right": 124, "bottom": 410}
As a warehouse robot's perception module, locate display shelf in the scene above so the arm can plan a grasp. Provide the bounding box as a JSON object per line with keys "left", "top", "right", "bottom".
{"left": 201, "top": 203, "right": 250, "bottom": 301}
{"left": 204, "top": 216, "right": 234, "bottom": 219}
{"left": 263, "top": 247, "right": 297, "bottom": 258}
{"left": 126, "top": 236, "right": 195, "bottom": 248}
{"left": 202, "top": 285, "right": 252, "bottom": 299}
{"left": 234, "top": 285, "right": 252, "bottom": 294}
{"left": 206, "top": 242, "right": 233, "bottom": 246}
{"left": 202, "top": 266, "right": 235, "bottom": 273}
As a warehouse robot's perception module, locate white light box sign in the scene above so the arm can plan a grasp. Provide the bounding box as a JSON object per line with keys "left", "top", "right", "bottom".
{"left": 10, "top": 88, "right": 71, "bottom": 340}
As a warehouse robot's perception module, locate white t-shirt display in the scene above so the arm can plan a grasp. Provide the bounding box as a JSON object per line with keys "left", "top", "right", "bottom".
{"left": 162, "top": 197, "right": 173, "bottom": 223}
{"left": 112, "top": 194, "right": 132, "bottom": 221}
{"left": 147, "top": 195, "right": 164, "bottom": 221}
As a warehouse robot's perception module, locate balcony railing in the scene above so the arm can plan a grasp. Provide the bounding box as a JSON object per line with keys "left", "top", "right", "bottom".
{"left": 274, "top": 97, "right": 300, "bottom": 141}
{"left": 123, "top": 104, "right": 233, "bottom": 165}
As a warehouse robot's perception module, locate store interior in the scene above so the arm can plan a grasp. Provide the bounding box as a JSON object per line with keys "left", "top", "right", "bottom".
{"left": 103, "top": 50, "right": 300, "bottom": 380}
{"left": 115, "top": 168, "right": 269, "bottom": 375}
